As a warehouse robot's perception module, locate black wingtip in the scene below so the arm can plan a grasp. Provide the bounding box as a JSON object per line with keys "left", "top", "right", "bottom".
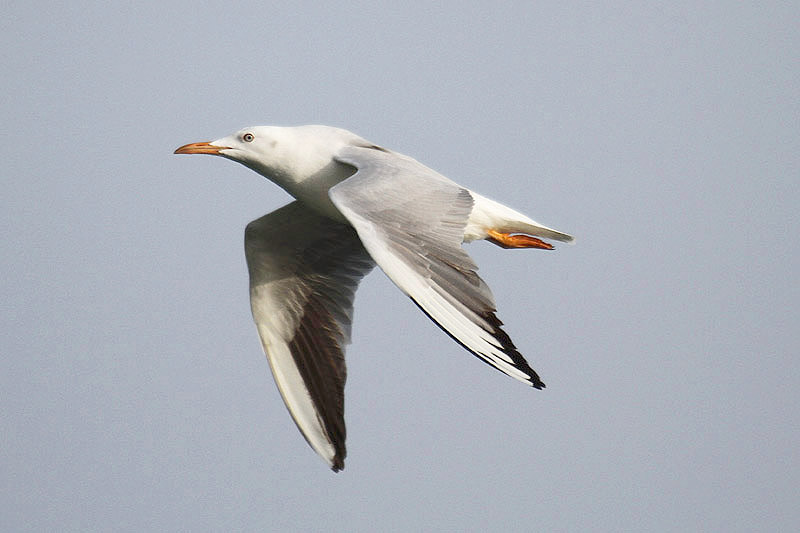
{"left": 527, "top": 367, "right": 546, "bottom": 390}
{"left": 331, "top": 455, "right": 345, "bottom": 472}
{"left": 409, "top": 297, "right": 547, "bottom": 389}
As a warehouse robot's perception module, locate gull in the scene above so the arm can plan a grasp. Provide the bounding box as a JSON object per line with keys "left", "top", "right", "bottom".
{"left": 175, "top": 125, "right": 573, "bottom": 471}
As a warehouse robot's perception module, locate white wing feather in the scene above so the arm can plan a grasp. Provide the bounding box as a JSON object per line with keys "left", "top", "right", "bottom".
{"left": 245, "top": 201, "right": 374, "bottom": 471}
{"left": 330, "top": 146, "right": 545, "bottom": 388}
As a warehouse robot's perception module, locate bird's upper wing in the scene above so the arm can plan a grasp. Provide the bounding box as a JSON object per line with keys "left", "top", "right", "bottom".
{"left": 245, "top": 201, "right": 375, "bottom": 471}
{"left": 330, "top": 146, "right": 545, "bottom": 388}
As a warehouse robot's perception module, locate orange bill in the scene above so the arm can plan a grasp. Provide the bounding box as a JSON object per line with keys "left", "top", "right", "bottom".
{"left": 174, "top": 142, "right": 227, "bottom": 155}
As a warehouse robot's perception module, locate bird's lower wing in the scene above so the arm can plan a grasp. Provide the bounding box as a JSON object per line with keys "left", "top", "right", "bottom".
{"left": 245, "top": 201, "right": 375, "bottom": 471}
{"left": 330, "top": 147, "right": 545, "bottom": 388}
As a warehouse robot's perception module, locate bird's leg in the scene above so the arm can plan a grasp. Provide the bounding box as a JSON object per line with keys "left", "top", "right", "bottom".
{"left": 486, "top": 229, "right": 554, "bottom": 250}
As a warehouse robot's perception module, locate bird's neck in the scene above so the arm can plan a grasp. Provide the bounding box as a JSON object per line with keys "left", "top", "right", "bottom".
{"left": 252, "top": 158, "right": 356, "bottom": 223}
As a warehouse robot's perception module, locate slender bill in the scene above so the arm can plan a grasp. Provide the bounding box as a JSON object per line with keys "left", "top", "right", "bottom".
{"left": 174, "top": 142, "right": 229, "bottom": 155}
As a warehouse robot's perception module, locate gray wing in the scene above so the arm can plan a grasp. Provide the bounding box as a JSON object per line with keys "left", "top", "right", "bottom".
{"left": 245, "top": 201, "right": 374, "bottom": 472}
{"left": 330, "top": 146, "right": 545, "bottom": 388}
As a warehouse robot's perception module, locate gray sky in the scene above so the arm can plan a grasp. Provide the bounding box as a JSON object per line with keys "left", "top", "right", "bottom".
{"left": 2, "top": 1, "right": 798, "bottom": 531}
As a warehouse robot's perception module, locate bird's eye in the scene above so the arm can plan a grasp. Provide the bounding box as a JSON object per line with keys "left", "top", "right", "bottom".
{"left": 242, "top": 133, "right": 255, "bottom": 142}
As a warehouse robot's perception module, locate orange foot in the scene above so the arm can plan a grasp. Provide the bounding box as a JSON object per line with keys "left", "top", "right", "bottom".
{"left": 486, "top": 229, "right": 554, "bottom": 250}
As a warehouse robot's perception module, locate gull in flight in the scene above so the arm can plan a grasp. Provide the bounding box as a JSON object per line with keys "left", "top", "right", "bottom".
{"left": 175, "top": 125, "right": 573, "bottom": 471}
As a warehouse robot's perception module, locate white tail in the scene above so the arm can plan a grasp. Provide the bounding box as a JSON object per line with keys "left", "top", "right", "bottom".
{"left": 465, "top": 192, "right": 574, "bottom": 244}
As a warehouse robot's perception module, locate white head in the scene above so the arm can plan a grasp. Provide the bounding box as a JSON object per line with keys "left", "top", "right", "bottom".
{"left": 175, "top": 125, "right": 366, "bottom": 185}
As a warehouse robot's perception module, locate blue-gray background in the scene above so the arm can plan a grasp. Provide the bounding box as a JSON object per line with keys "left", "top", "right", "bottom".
{"left": 2, "top": 2, "right": 798, "bottom": 531}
